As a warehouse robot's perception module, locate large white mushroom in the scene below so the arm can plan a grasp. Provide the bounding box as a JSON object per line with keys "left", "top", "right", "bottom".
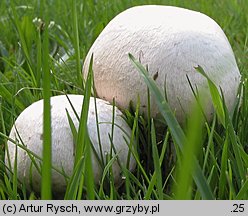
{"left": 6, "top": 95, "right": 135, "bottom": 195}
{"left": 83, "top": 5, "right": 240, "bottom": 123}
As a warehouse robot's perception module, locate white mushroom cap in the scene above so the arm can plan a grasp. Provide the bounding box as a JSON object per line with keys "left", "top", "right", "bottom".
{"left": 6, "top": 95, "right": 135, "bottom": 195}
{"left": 83, "top": 5, "right": 240, "bottom": 123}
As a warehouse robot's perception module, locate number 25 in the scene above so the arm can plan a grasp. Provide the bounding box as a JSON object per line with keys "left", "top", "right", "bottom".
{"left": 232, "top": 204, "right": 244, "bottom": 213}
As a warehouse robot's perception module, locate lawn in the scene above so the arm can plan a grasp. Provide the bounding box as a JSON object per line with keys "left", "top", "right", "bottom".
{"left": 0, "top": 0, "right": 247, "bottom": 200}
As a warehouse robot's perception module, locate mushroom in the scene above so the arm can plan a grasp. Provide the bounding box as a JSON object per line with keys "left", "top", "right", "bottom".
{"left": 83, "top": 5, "right": 240, "bottom": 123}
{"left": 6, "top": 95, "right": 135, "bottom": 195}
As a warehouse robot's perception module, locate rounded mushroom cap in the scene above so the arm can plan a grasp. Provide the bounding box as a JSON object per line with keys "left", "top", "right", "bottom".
{"left": 83, "top": 5, "right": 240, "bottom": 123}
{"left": 6, "top": 95, "right": 135, "bottom": 195}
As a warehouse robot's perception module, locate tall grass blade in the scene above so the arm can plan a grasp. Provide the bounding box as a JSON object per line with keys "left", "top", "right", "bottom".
{"left": 4, "top": 174, "right": 14, "bottom": 199}
{"left": 92, "top": 91, "right": 104, "bottom": 165}
{"left": 219, "top": 136, "right": 228, "bottom": 198}
{"left": 74, "top": 55, "right": 93, "bottom": 199}
{"left": 174, "top": 102, "right": 204, "bottom": 199}
{"left": 84, "top": 133, "right": 95, "bottom": 200}
{"left": 151, "top": 120, "right": 163, "bottom": 199}
{"left": 225, "top": 109, "right": 245, "bottom": 182}
{"left": 202, "top": 116, "right": 216, "bottom": 173}
{"left": 41, "top": 3, "right": 52, "bottom": 199}
{"left": 36, "top": 28, "right": 42, "bottom": 87}
{"left": 99, "top": 154, "right": 118, "bottom": 198}
{"left": 144, "top": 126, "right": 169, "bottom": 200}
{"left": 74, "top": 55, "right": 92, "bottom": 166}
{"left": 12, "top": 143, "right": 18, "bottom": 199}
{"left": 64, "top": 156, "right": 85, "bottom": 200}
{"left": 195, "top": 66, "right": 225, "bottom": 126}
{"left": 72, "top": 0, "right": 83, "bottom": 88}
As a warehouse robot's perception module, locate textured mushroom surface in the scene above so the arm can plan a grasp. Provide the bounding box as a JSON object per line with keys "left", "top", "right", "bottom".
{"left": 83, "top": 5, "right": 240, "bottom": 123}
{"left": 6, "top": 95, "right": 135, "bottom": 194}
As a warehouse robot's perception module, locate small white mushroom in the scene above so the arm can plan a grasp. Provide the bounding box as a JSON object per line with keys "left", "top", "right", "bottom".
{"left": 83, "top": 5, "right": 240, "bottom": 123}
{"left": 6, "top": 95, "right": 135, "bottom": 195}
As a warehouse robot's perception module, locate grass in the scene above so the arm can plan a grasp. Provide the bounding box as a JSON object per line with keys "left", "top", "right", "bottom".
{"left": 0, "top": 0, "right": 247, "bottom": 200}
{"left": 40, "top": 0, "right": 52, "bottom": 199}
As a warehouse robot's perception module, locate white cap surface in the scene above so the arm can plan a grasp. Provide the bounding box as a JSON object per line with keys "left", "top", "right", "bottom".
{"left": 6, "top": 95, "right": 135, "bottom": 195}
{"left": 83, "top": 5, "right": 240, "bottom": 122}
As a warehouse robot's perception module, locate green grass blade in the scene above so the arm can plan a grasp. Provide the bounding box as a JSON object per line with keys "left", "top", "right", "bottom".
{"left": 227, "top": 160, "right": 236, "bottom": 199}
{"left": 159, "top": 131, "right": 169, "bottom": 166}
{"left": 238, "top": 145, "right": 248, "bottom": 167}
{"left": 99, "top": 154, "right": 118, "bottom": 197}
{"left": 174, "top": 101, "right": 204, "bottom": 199}
{"left": 129, "top": 53, "right": 214, "bottom": 200}
{"left": 4, "top": 174, "right": 14, "bottom": 199}
{"left": 144, "top": 128, "right": 169, "bottom": 200}
{"left": 151, "top": 120, "right": 163, "bottom": 199}
{"left": 144, "top": 173, "right": 157, "bottom": 200}
{"left": 74, "top": 55, "right": 92, "bottom": 166}
{"left": 0, "top": 185, "right": 7, "bottom": 200}
{"left": 72, "top": 0, "right": 83, "bottom": 88}
{"left": 64, "top": 156, "right": 85, "bottom": 200}
{"left": 92, "top": 92, "right": 104, "bottom": 164}
{"left": 225, "top": 115, "right": 245, "bottom": 182}
{"left": 66, "top": 109, "right": 78, "bottom": 143}
{"left": 66, "top": 108, "right": 78, "bottom": 159}
{"left": 12, "top": 143, "right": 18, "bottom": 199}
{"left": 218, "top": 136, "right": 228, "bottom": 198}
{"left": 84, "top": 133, "right": 95, "bottom": 200}
{"left": 0, "top": 84, "right": 25, "bottom": 111}
{"left": 202, "top": 116, "right": 216, "bottom": 173}
{"left": 195, "top": 66, "right": 225, "bottom": 126}
{"left": 41, "top": 6, "right": 52, "bottom": 200}
{"left": 236, "top": 179, "right": 248, "bottom": 200}
{"left": 74, "top": 55, "right": 93, "bottom": 199}
{"left": 36, "top": 29, "right": 42, "bottom": 87}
